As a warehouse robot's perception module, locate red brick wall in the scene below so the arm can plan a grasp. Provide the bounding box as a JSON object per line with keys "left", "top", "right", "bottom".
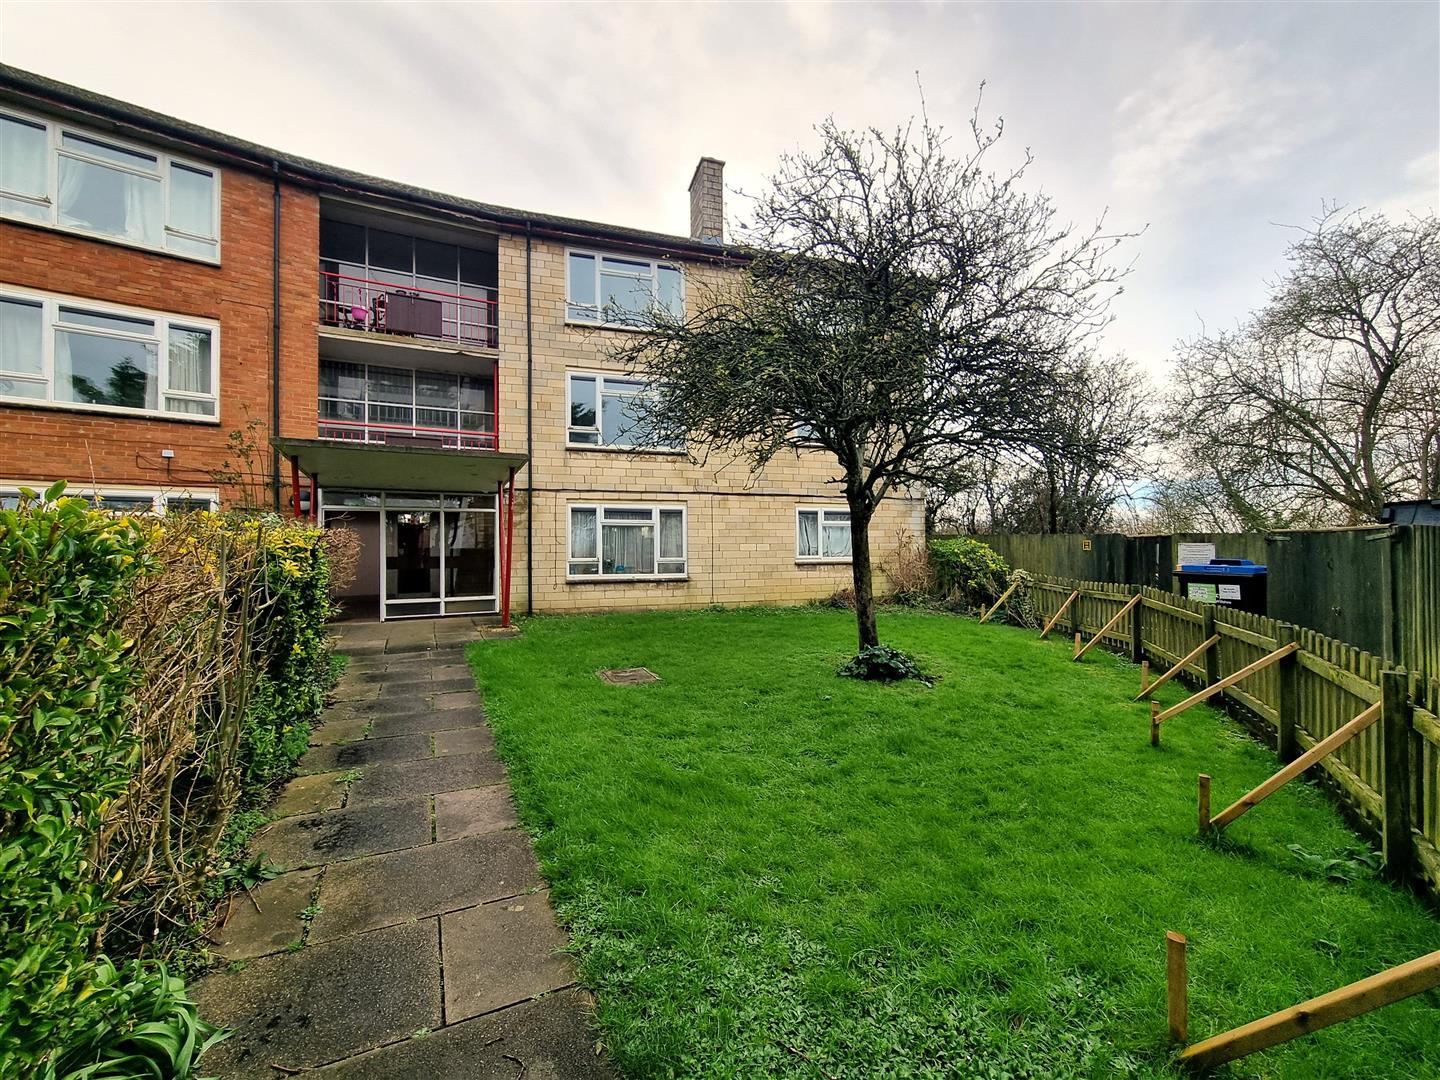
{"left": 0, "top": 165, "right": 319, "bottom": 507}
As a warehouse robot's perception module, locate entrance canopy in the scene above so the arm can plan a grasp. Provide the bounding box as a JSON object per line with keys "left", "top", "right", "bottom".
{"left": 272, "top": 438, "right": 527, "bottom": 493}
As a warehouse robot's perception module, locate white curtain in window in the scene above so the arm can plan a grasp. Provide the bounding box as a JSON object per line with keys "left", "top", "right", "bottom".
{"left": 0, "top": 117, "right": 46, "bottom": 197}
{"left": 797, "top": 511, "right": 819, "bottom": 557}
{"left": 0, "top": 299, "right": 42, "bottom": 375}
{"left": 56, "top": 157, "right": 84, "bottom": 221}
{"left": 168, "top": 328, "right": 210, "bottom": 394}
{"left": 570, "top": 508, "right": 597, "bottom": 560}
{"left": 122, "top": 171, "right": 161, "bottom": 244}
{"left": 603, "top": 524, "right": 654, "bottom": 574}
{"left": 659, "top": 511, "right": 684, "bottom": 560}
{"left": 823, "top": 519, "right": 852, "bottom": 558}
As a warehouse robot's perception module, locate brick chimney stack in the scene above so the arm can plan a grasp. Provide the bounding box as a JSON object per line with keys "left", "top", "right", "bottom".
{"left": 688, "top": 157, "right": 725, "bottom": 243}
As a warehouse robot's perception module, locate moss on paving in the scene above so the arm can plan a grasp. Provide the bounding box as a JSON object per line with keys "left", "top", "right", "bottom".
{"left": 470, "top": 607, "right": 1439, "bottom": 1079}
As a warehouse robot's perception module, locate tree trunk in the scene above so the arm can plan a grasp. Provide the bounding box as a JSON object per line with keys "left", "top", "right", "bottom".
{"left": 848, "top": 496, "right": 879, "bottom": 651}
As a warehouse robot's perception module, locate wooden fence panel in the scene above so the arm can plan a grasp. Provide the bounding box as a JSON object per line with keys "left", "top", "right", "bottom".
{"left": 1139, "top": 588, "right": 1208, "bottom": 677}
{"left": 1411, "top": 675, "right": 1440, "bottom": 890}
{"left": 1011, "top": 570, "right": 1440, "bottom": 893}
{"left": 1213, "top": 609, "right": 1281, "bottom": 733}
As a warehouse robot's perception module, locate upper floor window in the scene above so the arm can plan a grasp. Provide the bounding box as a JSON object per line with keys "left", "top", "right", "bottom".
{"left": 566, "top": 370, "right": 681, "bottom": 450}
{"left": 0, "top": 287, "right": 219, "bottom": 421}
{"left": 566, "top": 249, "right": 683, "bottom": 327}
{"left": 0, "top": 108, "right": 220, "bottom": 261}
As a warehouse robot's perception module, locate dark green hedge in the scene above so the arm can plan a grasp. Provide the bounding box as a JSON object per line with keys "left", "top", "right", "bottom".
{"left": 0, "top": 489, "right": 335, "bottom": 1078}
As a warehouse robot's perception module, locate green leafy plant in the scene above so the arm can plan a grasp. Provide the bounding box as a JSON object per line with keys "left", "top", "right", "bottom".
{"left": 1286, "top": 843, "right": 1383, "bottom": 883}
{"left": 46, "top": 958, "right": 227, "bottom": 1080}
{"left": 837, "top": 645, "right": 934, "bottom": 686}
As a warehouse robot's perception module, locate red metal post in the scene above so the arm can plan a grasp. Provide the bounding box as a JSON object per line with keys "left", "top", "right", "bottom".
{"left": 290, "top": 458, "right": 301, "bottom": 518}
{"left": 501, "top": 467, "right": 516, "bottom": 627}
{"left": 493, "top": 358, "right": 501, "bottom": 452}
{"left": 309, "top": 475, "right": 318, "bottom": 522}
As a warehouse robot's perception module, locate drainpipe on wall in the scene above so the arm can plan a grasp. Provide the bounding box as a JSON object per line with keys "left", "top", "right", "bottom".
{"left": 270, "top": 160, "right": 283, "bottom": 512}
{"left": 525, "top": 225, "right": 534, "bottom": 615}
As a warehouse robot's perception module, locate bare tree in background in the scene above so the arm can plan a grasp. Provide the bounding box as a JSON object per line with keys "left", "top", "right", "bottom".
{"left": 1166, "top": 209, "right": 1440, "bottom": 525}
{"left": 609, "top": 103, "right": 1130, "bottom": 651}
{"left": 938, "top": 352, "right": 1150, "bottom": 534}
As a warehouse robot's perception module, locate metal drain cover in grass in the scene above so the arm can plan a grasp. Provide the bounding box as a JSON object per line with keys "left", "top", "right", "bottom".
{"left": 597, "top": 667, "right": 661, "bottom": 685}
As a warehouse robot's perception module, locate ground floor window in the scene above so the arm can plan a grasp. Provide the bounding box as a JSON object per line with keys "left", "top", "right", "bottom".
{"left": 796, "top": 506, "right": 852, "bottom": 561}
{"left": 0, "top": 482, "right": 217, "bottom": 513}
{"left": 568, "top": 503, "right": 686, "bottom": 579}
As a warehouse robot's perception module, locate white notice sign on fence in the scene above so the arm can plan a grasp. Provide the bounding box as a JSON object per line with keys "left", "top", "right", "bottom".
{"left": 1176, "top": 542, "right": 1217, "bottom": 568}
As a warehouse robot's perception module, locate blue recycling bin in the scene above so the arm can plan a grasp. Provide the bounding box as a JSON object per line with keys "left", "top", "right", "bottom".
{"left": 1175, "top": 559, "right": 1268, "bottom": 614}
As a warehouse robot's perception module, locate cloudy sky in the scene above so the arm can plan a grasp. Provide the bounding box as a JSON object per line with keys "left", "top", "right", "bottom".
{"left": 3, "top": 1, "right": 1436, "bottom": 382}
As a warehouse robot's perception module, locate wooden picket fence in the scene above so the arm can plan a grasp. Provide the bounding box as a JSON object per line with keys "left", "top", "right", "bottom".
{"left": 1025, "top": 575, "right": 1440, "bottom": 893}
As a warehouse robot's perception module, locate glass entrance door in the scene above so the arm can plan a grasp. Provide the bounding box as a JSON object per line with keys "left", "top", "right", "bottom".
{"left": 385, "top": 508, "right": 442, "bottom": 616}
{"left": 321, "top": 490, "right": 498, "bottom": 620}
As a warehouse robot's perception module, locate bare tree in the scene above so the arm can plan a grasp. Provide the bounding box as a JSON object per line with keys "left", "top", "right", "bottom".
{"left": 943, "top": 352, "right": 1151, "bottom": 534}
{"left": 1166, "top": 209, "right": 1440, "bottom": 524}
{"left": 609, "top": 104, "right": 1129, "bottom": 651}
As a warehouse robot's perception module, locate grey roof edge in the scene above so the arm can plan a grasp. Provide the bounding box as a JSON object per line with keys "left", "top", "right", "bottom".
{"left": 0, "top": 63, "right": 750, "bottom": 263}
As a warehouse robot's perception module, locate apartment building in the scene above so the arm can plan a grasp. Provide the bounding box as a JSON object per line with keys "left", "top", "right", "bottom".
{"left": 0, "top": 66, "right": 924, "bottom": 621}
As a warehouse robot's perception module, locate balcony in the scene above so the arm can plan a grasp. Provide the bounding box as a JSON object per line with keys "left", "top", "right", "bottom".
{"left": 318, "top": 358, "right": 498, "bottom": 453}
{"left": 320, "top": 270, "right": 498, "bottom": 350}
{"left": 317, "top": 417, "right": 497, "bottom": 452}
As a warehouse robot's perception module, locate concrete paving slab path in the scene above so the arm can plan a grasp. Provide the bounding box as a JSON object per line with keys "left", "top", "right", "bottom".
{"left": 193, "top": 619, "right": 614, "bottom": 1078}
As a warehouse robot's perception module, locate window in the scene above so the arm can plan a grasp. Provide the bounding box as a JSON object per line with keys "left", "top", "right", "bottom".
{"left": 0, "top": 288, "right": 219, "bottom": 420}
{"left": 797, "top": 507, "right": 853, "bottom": 560}
{"left": 0, "top": 107, "right": 220, "bottom": 260}
{"left": 566, "top": 371, "right": 680, "bottom": 449}
{"left": 566, "top": 249, "right": 684, "bottom": 327}
{"left": 0, "top": 484, "right": 217, "bottom": 513}
{"left": 568, "top": 504, "right": 687, "bottom": 578}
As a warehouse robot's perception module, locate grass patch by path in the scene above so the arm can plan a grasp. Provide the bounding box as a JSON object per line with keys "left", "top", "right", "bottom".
{"left": 470, "top": 607, "right": 1439, "bottom": 1079}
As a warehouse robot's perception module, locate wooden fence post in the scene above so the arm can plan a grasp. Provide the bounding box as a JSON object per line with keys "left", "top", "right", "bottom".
{"left": 1275, "top": 624, "right": 1299, "bottom": 762}
{"left": 1202, "top": 608, "right": 1219, "bottom": 688}
{"left": 1130, "top": 589, "right": 1145, "bottom": 662}
{"left": 1381, "top": 669, "right": 1415, "bottom": 881}
{"left": 1166, "top": 932, "right": 1188, "bottom": 1044}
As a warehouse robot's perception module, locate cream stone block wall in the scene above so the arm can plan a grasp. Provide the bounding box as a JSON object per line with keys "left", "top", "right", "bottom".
{"left": 492, "top": 231, "right": 926, "bottom": 614}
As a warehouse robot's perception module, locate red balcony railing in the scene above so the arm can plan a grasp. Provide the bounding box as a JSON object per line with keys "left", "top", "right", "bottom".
{"left": 318, "top": 417, "right": 498, "bottom": 452}
{"left": 319, "top": 270, "right": 499, "bottom": 349}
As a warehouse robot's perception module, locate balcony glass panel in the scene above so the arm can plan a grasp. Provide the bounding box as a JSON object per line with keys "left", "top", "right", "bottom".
{"left": 367, "top": 366, "right": 412, "bottom": 403}
{"left": 368, "top": 229, "right": 412, "bottom": 272}
{"left": 368, "top": 403, "right": 414, "bottom": 426}
{"left": 415, "top": 238, "right": 457, "bottom": 280}
{"left": 320, "top": 219, "right": 365, "bottom": 262}
{"left": 416, "top": 370, "right": 459, "bottom": 407}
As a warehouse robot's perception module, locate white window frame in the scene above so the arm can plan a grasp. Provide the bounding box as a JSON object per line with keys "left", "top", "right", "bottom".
{"left": 565, "top": 368, "right": 683, "bottom": 452}
{"left": 567, "top": 503, "right": 688, "bottom": 580}
{"left": 0, "top": 482, "right": 219, "bottom": 514}
{"left": 0, "top": 285, "right": 221, "bottom": 423}
{"left": 0, "top": 105, "right": 221, "bottom": 263}
{"left": 564, "top": 247, "right": 684, "bottom": 328}
{"left": 796, "top": 505, "right": 853, "bottom": 563}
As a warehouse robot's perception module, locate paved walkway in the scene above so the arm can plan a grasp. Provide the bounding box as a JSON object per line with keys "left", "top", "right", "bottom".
{"left": 193, "top": 619, "right": 614, "bottom": 1078}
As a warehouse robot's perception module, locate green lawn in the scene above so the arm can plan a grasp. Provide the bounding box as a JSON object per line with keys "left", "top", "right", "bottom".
{"left": 469, "top": 607, "right": 1439, "bottom": 1079}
